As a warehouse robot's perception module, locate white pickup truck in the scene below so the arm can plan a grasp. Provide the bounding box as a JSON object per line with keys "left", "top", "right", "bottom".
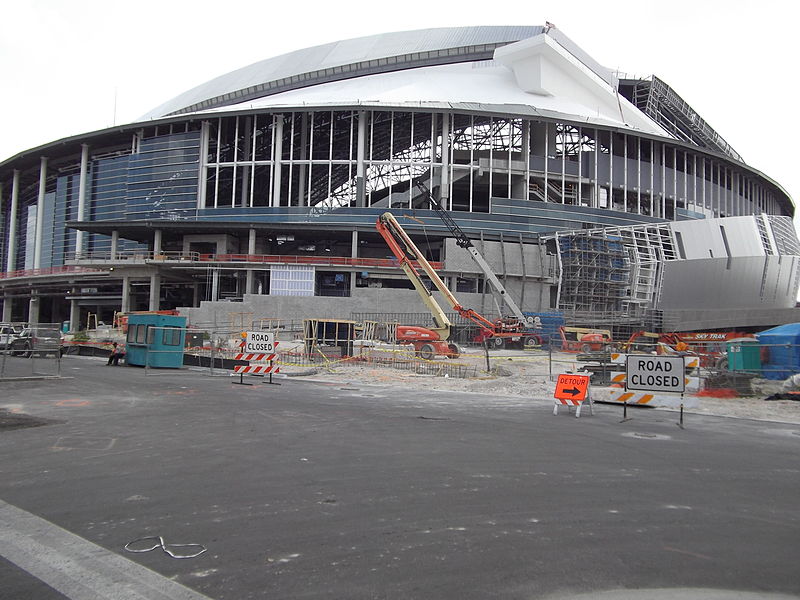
{"left": 0, "top": 325, "right": 22, "bottom": 349}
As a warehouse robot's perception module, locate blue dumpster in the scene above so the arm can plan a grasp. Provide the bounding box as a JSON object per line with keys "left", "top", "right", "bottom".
{"left": 125, "top": 313, "right": 187, "bottom": 368}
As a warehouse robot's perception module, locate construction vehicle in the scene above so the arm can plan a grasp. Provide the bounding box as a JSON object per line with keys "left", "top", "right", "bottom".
{"left": 558, "top": 326, "right": 613, "bottom": 353}
{"left": 376, "top": 212, "right": 542, "bottom": 358}
{"left": 376, "top": 212, "right": 461, "bottom": 359}
{"left": 622, "top": 330, "right": 755, "bottom": 366}
{"left": 621, "top": 331, "right": 685, "bottom": 354}
{"left": 414, "top": 182, "right": 542, "bottom": 348}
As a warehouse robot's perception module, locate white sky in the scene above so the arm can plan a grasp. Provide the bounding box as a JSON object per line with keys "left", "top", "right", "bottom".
{"left": 2, "top": 0, "right": 798, "bottom": 227}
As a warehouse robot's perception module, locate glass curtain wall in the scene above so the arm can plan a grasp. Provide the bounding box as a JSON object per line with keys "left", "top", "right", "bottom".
{"left": 194, "top": 111, "right": 785, "bottom": 220}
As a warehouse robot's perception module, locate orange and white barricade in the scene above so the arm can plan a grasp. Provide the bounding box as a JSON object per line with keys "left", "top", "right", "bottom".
{"left": 231, "top": 342, "right": 280, "bottom": 385}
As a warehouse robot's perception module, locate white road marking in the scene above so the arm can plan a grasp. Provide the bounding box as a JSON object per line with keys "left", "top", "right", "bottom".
{"left": 0, "top": 499, "right": 214, "bottom": 600}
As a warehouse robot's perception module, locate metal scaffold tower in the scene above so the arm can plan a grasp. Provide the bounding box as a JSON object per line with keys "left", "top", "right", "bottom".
{"left": 551, "top": 223, "right": 677, "bottom": 329}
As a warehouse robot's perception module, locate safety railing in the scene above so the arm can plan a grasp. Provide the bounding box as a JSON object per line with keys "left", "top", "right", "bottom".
{"left": 61, "top": 251, "right": 442, "bottom": 270}
{"left": 0, "top": 266, "right": 103, "bottom": 280}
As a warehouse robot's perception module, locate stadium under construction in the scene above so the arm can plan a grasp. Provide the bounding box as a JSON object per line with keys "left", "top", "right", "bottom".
{"left": 1, "top": 25, "right": 797, "bottom": 340}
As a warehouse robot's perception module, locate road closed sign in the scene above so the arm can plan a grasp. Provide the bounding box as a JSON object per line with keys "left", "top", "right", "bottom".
{"left": 244, "top": 331, "right": 275, "bottom": 354}
{"left": 625, "top": 355, "right": 685, "bottom": 393}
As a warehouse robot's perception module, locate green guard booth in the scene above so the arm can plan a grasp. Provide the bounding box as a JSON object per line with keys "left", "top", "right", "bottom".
{"left": 126, "top": 313, "right": 187, "bottom": 368}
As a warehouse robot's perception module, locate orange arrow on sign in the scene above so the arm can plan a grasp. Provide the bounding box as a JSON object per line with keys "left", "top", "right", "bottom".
{"left": 554, "top": 374, "right": 590, "bottom": 402}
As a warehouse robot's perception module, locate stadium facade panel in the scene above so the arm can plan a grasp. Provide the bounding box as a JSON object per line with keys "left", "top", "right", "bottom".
{"left": 0, "top": 26, "right": 797, "bottom": 334}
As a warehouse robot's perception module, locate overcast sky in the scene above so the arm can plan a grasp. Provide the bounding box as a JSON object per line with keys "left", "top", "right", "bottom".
{"left": 2, "top": 0, "right": 797, "bottom": 225}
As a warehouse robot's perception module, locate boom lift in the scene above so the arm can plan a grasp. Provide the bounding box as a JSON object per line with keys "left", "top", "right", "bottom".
{"left": 376, "top": 212, "right": 461, "bottom": 360}
{"left": 414, "top": 183, "right": 541, "bottom": 348}
{"left": 376, "top": 211, "right": 540, "bottom": 357}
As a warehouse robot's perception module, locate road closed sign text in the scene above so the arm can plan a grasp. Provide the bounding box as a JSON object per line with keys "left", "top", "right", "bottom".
{"left": 625, "top": 355, "right": 685, "bottom": 393}
{"left": 244, "top": 331, "right": 275, "bottom": 353}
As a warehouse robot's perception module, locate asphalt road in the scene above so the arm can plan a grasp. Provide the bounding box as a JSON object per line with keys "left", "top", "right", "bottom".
{"left": 0, "top": 355, "right": 798, "bottom": 599}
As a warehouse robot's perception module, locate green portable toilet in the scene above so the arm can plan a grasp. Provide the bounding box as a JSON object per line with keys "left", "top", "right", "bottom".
{"left": 727, "top": 339, "right": 761, "bottom": 372}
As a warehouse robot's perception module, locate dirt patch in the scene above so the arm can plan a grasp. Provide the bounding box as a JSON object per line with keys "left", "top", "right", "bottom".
{"left": 282, "top": 350, "right": 800, "bottom": 425}
{"left": 0, "top": 409, "right": 64, "bottom": 432}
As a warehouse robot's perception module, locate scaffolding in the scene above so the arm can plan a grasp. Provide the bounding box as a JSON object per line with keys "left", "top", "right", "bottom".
{"left": 619, "top": 76, "right": 743, "bottom": 162}
{"left": 551, "top": 223, "right": 677, "bottom": 333}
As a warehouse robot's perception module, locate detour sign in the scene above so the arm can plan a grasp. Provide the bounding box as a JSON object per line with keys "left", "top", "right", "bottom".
{"left": 554, "top": 374, "right": 590, "bottom": 402}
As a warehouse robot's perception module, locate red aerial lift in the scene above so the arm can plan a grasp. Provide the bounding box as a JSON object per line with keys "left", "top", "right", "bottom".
{"left": 413, "top": 182, "right": 543, "bottom": 349}
{"left": 376, "top": 211, "right": 539, "bottom": 358}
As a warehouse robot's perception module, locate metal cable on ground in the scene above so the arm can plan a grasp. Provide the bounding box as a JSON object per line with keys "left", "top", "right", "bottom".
{"left": 124, "top": 536, "right": 206, "bottom": 559}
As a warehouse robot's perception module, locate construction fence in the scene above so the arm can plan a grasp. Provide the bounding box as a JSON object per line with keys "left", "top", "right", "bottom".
{"left": 0, "top": 322, "right": 64, "bottom": 379}
{"left": 4, "top": 319, "right": 800, "bottom": 395}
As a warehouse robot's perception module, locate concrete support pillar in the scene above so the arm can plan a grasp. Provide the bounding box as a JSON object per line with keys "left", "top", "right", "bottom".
{"left": 28, "top": 295, "right": 40, "bottom": 325}
{"left": 441, "top": 114, "right": 450, "bottom": 209}
{"left": 351, "top": 230, "right": 359, "bottom": 294}
{"left": 246, "top": 228, "right": 256, "bottom": 295}
{"left": 34, "top": 157, "right": 47, "bottom": 269}
{"left": 298, "top": 113, "right": 308, "bottom": 206}
{"left": 272, "top": 116, "right": 283, "bottom": 207}
{"left": 153, "top": 229, "right": 162, "bottom": 255}
{"left": 2, "top": 297, "right": 12, "bottom": 322}
{"left": 69, "top": 296, "right": 80, "bottom": 333}
{"left": 516, "top": 120, "right": 531, "bottom": 201}
{"left": 75, "top": 144, "right": 89, "bottom": 257}
{"left": 121, "top": 276, "right": 131, "bottom": 313}
{"left": 110, "top": 230, "right": 119, "bottom": 260}
{"left": 239, "top": 117, "right": 252, "bottom": 208}
{"left": 211, "top": 269, "right": 220, "bottom": 302}
{"left": 6, "top": 170, "right": 20, "bottom": 273}
{"left": 356, "top": 110, "right": 366, "bottom": 207}
{"left": 192, "top": 283, "right": 200, "bottom": 307}
{"left": 149, "top": 272, "right": 161, "bottom": 311}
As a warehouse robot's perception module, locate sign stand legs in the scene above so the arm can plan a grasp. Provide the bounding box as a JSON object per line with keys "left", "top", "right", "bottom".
{"left": 620, "top": 400, "right": 632, "bottom": 423}
{"left": 264, "top": 363, "right": 281, "bottom": 385}
{"left": 677, "top": 396, "right": 685, "bottom": 429}
{"left": 232, "top": 372, "right": 253, "bottom": 386}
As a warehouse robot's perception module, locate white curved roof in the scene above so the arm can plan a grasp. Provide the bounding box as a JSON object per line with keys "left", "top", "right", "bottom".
{"left": 199, "top": 60, "right": 665, "bottom": 135}
{"left": 143, "top": 26, "right": 543, "bottom": 119}
{"left": 146, "top": 26, "right": 668, "bottom": 137}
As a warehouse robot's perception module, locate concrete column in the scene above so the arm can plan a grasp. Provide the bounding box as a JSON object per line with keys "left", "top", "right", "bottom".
{"left": 356, "top": 110, "right": 366, "bottom": 207}
{"left": 246, "top": 228, "right": 256, "bottom": 295}
{"left": 28, "top": 295, "right": 40, "bottom": 325}
{"left": 2, "top": 297, "right": 12, "bottom": 322}
{"left": 298, "top": 112, "right": 308, "bottom": 206}
{"left": 351, "top": 230, "right": 359, "bottom": 294}
{"left": 148, "top": 272, "right": 161, "bottom": 311}
{"left": 75, "top": 144, "right": 89, "bottom": 257}
{"left": 192, "top": 283, "right": 200, "bottom": 307}
{"left": 153, "top": 229, "right": 162, "bottom": 255}
{"left": 211, "top": 269, "right": 220, "bottom": 301}
{"left": 121, "top": 276, "right": 131, "bottom": 313}
{"left": 272, "top": 116, "right": 283, "bottom": 207}
{"left": 34, "top": 157, "right": 47, "bottom": 269}
{"left": 6, "top": 170, "right": 19, "bottom": 273}
{"left": 239, "top": 117, "right": 252, "bottom": 208}
{"left": 69, "top": 296, "right": 80, "bottom": 333}
{"left": 110, "top": 230, "right": 119, "bottom": 260}
{"left": 441, "top": 113, "right": 450, "bottom": 209}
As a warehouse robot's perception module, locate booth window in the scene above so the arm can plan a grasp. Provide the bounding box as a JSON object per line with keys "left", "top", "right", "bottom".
{"left": 137, "top": 325, "right": 148, "bottom": 344}
{"left": 127, "top": 325, "right": 137, "bottom": 343}
{"left": 162, "top": 327, "right": 182, "bottom": 346}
